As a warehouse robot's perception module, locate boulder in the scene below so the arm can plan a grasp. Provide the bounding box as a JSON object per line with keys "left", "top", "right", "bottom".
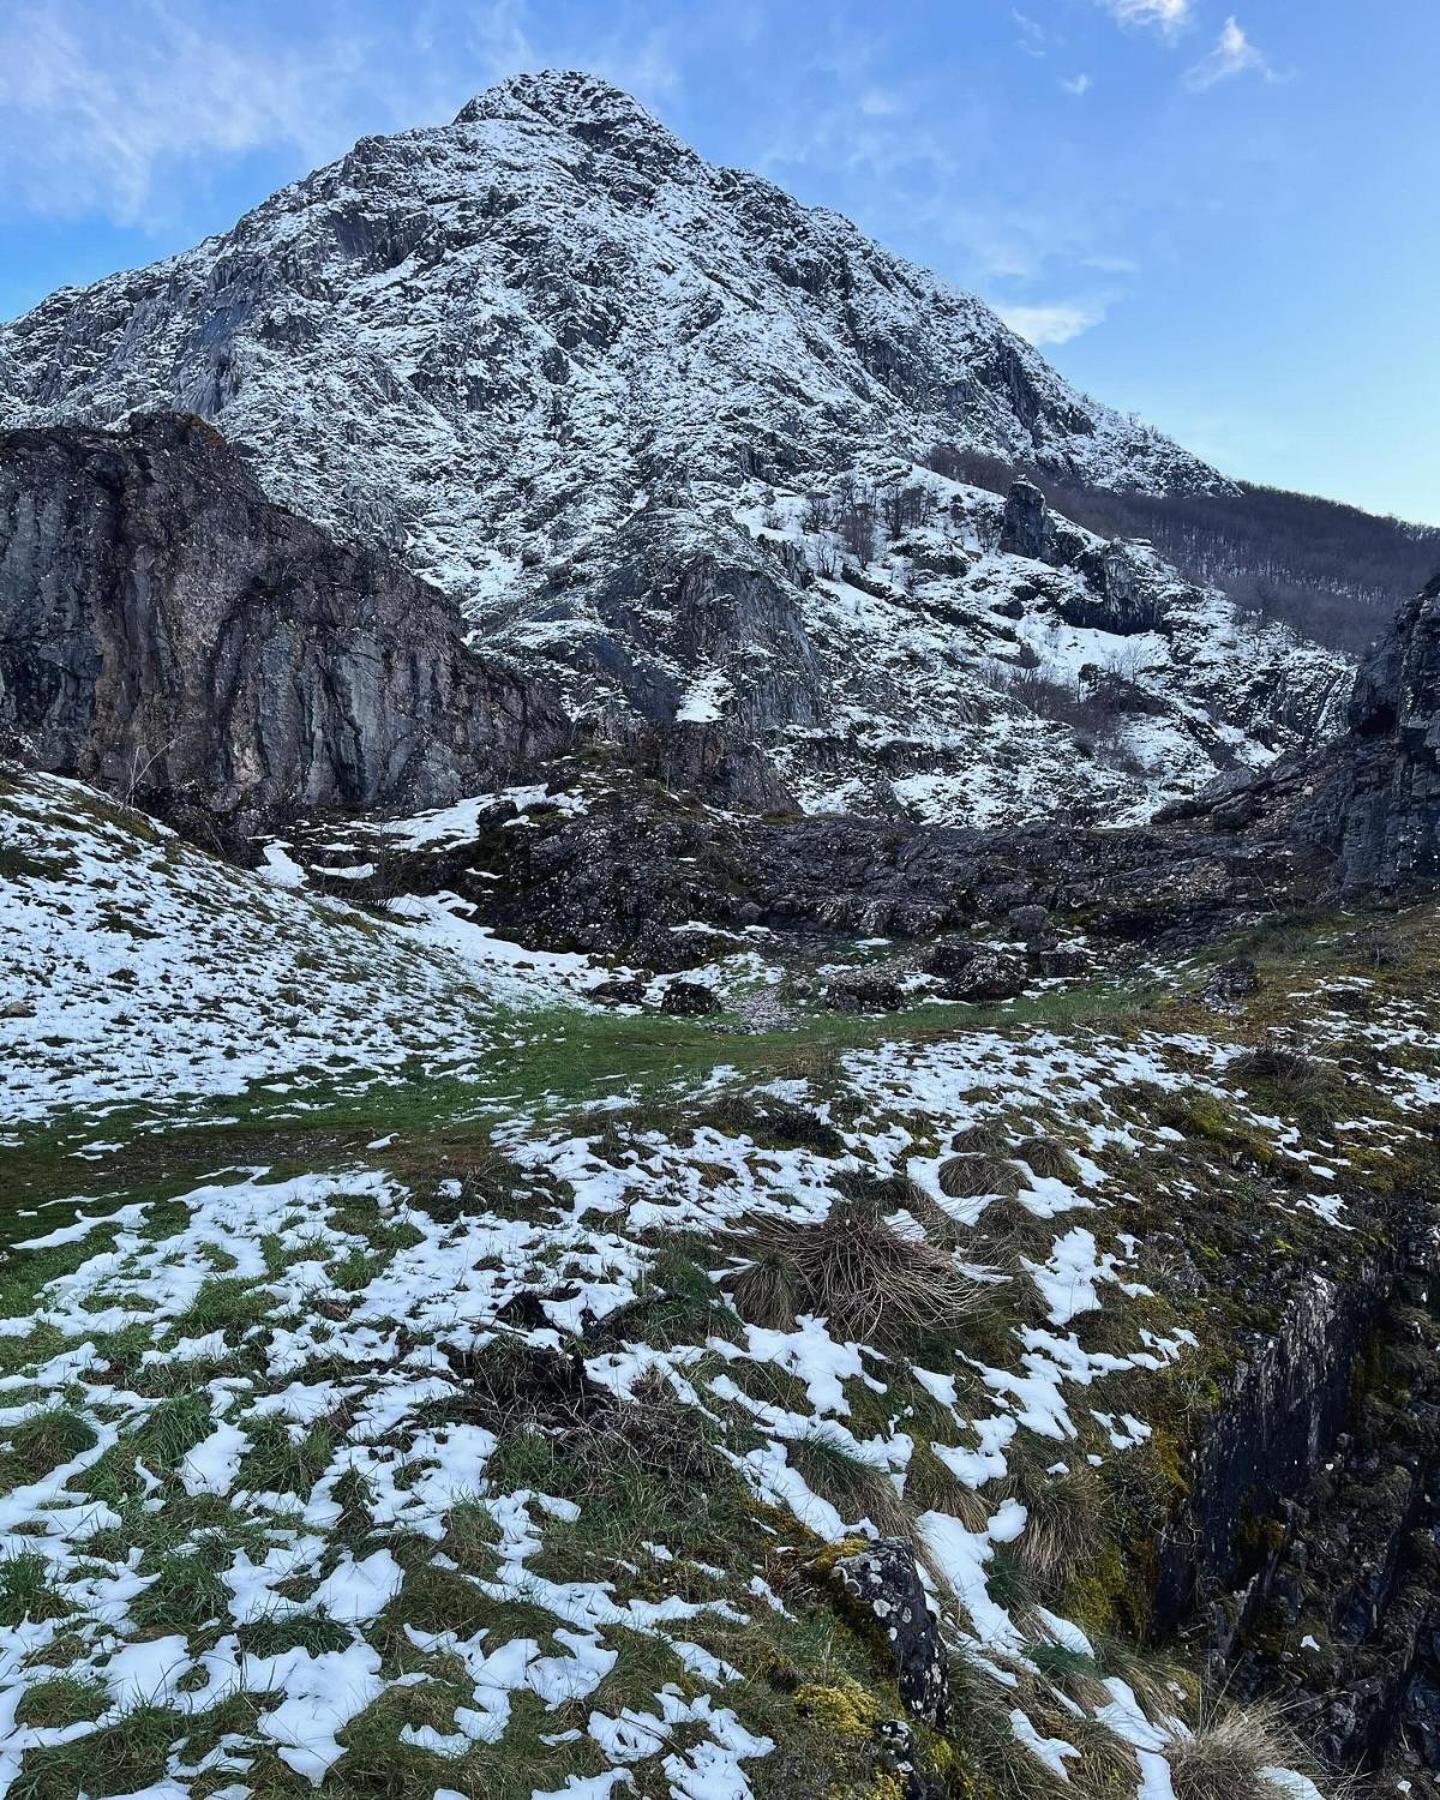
{"left": 1006, "top": 903, "right": 1054, "bottom": 943}
{"left": 941, "top": 950, "right": 1026, "bottom": 1004}
{"left": 1033, "top": 944, "right": 1091, "bottom": 979}
{"left": 923, "top": 936, "right": 979, "bottom": 979}
{"left": 829, "top": 1539, "right": 947, "bottom": 1729}
{"left": 659, "top": 979, "right": 720, "bottom": 1016}
{"left": 1203, "top": 958, "right": 1260, "bottom": 1008}
{"left": 587, "top": 977, "right": 649, "bottom": 1007}
{"left": 824, "top": 971, "right": 907, "bottom": 1014}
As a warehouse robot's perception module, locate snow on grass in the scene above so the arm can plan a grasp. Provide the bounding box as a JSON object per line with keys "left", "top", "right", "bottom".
{"left": 2, "top": 819, "right": 1420, "bottom": 1791}
{"left": 372, "top": 784, "right": 590, "bottom": 850}
{"left": 0, "top": 772, "right": 603, "bottom": 1126}
{"left": 0, "top": 996, "right": 1380, "bottom": 1796}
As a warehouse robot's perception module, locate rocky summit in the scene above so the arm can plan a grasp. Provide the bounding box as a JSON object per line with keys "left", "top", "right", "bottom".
{"left": 1, "top": 66, "right": 1440, "bottom": 1800}
{"left": 0, "top": 68, "right": 1350, "bottom": 827}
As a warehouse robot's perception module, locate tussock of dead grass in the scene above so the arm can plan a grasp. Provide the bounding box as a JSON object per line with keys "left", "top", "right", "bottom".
{"left": 1015, "top": 1134, "right": 1083, "bottom": 1184}
{"left": 726, "top": 1201, "right": 983, "bottom": 1345}
{"left": 951, "top": 1120, "right": 1012, "bottom": 1155}
{"left": 1166, "top": 1702, "right": 1304, "bottom": 1800}
{"left": 938, "top": 1153, "right": 1026, "bottom": 1201}
{"left": 1001, "top": 1454, "right": 1106, "bottom": 1595}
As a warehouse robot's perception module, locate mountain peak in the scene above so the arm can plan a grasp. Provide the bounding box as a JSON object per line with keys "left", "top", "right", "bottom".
{"left": 452, "top": 68, "right": 669, "bottom": 138}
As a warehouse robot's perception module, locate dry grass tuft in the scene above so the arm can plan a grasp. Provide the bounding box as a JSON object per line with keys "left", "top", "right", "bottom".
{"left": 1166, "top": 1703, "right": 1302, "bottom": 1800}
{"left": 1001, "top": 1455, "right": 1106, "bottom": 1594}
{"left": 787, "top": 1429, "right": 910, "bottom": 1537}
{"left": 945, "top": 1648, "right": 1071, "bottom": 1799}
{"left": 726, "top": 1247, "right": 803, "bottom": 1334}
{"left": 835, "top": 1169, "right": 968, "bottom": 1250}
{"left": 951, "top": 1120, "right": 1012, "bottom": 1155}
{"left": 726, "top": 1201, "right": 983, "bottom": 1344}
{"left": 1015, "top": 1134, "right": 1083, "bottom": 1184}
{"left": 938, "top": 1154, "right": 1026, "bottom": 1201}
{"left": 901, "top": 1441, "right": 994, "bottom": 1533}
{"left": 971, "top": 1195, "right": 1065, "bottom": 1267}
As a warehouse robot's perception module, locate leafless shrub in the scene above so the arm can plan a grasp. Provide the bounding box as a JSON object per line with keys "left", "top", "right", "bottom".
{"left": 812, "top": 534, "right": 842, "bottom": 579}
{"left": 922, "top": 444, "right": 1022, "bottom": 496}
{"left": 880, "top": 479, "right": 937, "bottom": 536}
{"left": 982, "top": 658, "right": 1148, "bottom": 775}
{"left": 835, "top": 493, "right": 877, "bottom": 564}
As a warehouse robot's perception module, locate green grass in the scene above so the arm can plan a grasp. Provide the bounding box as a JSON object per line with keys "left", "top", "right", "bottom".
{"left": 0, "top": 1552, "right": 70, "bottom": 1627}
{"left": 0, "top": 964, "right": 1168, "bottom": 1225}
{"left": 12, "top": 1675, "right": 110, "bottom": 1730}
{"left": 0, "top": 1406, "right": 97, "bottom": 1487}
{"left": 130, "top": 1541, "right": 233, "bottom": 1636}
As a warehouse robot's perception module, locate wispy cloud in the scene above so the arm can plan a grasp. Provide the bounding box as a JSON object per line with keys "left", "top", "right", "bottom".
{"left": 1098, "top": 0, "right": 1192, "bottom": 38}
{"left": 1013, "top": 11, "right": 1048, "bottom": 58}
{"left": 0, "top": 0, "right": 684, "bottom": 227}
{"left": 1061, "top": 73, "right": 1093, "bottom": 96}
{"left": 1182, "top": 17, "right": 1275, "bottom": 91}
{"left": 0, "top": 1, "right": 428, "bottom": 225}
{"left": 994, "top": 298, "right": 1109, "bottom": 346}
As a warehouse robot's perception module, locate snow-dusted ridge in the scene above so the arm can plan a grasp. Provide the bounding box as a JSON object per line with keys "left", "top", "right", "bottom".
{"left": 0, "top": 68, "right": 1226, "bottom": 611}
{"left": 0, "top": 68, "right": 1349, "bottom": 827}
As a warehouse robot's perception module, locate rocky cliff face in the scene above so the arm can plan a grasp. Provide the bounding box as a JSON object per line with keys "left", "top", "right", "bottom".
{"left": 1323, "top": 573, "right": 1440, "bottom": 891}
{"left": 0, "top": 70, "right": 1350, "bottom": 827}
{"left": 0, "top": 414, "right": 570, "bottom": 827}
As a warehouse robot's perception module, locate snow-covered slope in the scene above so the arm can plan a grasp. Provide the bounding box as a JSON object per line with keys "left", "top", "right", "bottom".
{"left": 0, "top": 769, "right": 602, "bottom": 1124}
{"left": 0, "top": 69, "right": 1348, "bottom": 825}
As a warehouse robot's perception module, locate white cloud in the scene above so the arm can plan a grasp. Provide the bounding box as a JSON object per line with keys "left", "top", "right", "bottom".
{"left": 1099, "top": 0, "right": 1192, "bottom": 38}
{"left": 859, "top": 87, "right": 901, "bottom": 116}
{"left": 1013, "top": 11, "right": 1048, "bottom": 58}
{"left": 994, "top": 298, "right": 1108, "bottom": 346}
{"left": 0, "top": 2, "right": 408, "bottom": 224}
{"left": 1061, "top": 73, "right": 1093, "bottom": 96}
{"left": 1182, "top": 17, "right": 1275, "bottom": 90}
{"left": 0, "top": 0, "right": 684, "bottom": 227}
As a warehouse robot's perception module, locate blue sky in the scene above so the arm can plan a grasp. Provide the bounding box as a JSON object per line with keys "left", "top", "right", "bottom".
{"left": 2, "top": 0, "right": 1436, "bottom": 524}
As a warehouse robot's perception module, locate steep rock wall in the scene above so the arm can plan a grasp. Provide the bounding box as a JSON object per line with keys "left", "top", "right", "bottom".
{"left": 0, "top": 414, "right": 572, "bottom": 827}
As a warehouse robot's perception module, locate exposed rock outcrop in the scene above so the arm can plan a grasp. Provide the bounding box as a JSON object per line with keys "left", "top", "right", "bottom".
{"left": 0, "top": 414, "right": 572, "bottom": 827}
{"left": 1000, "top": 477, "right": 1164, "bottom": 634}
{"left": 314, "top": 767, "right": 1331, "bottom": 969}
{"left": 1322, "top": 572, "right": 1440, "bottom": 891}
{"left": 1157, "top": 569, "right": 1440, "bottom": 895}
{"left": 828, "top": 1539, "right": 948, "bottom": 1730}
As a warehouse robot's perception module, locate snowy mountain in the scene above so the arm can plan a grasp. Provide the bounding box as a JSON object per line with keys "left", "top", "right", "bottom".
{"left": 0, "top": 69, "right": 1350, "bottom": 824}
